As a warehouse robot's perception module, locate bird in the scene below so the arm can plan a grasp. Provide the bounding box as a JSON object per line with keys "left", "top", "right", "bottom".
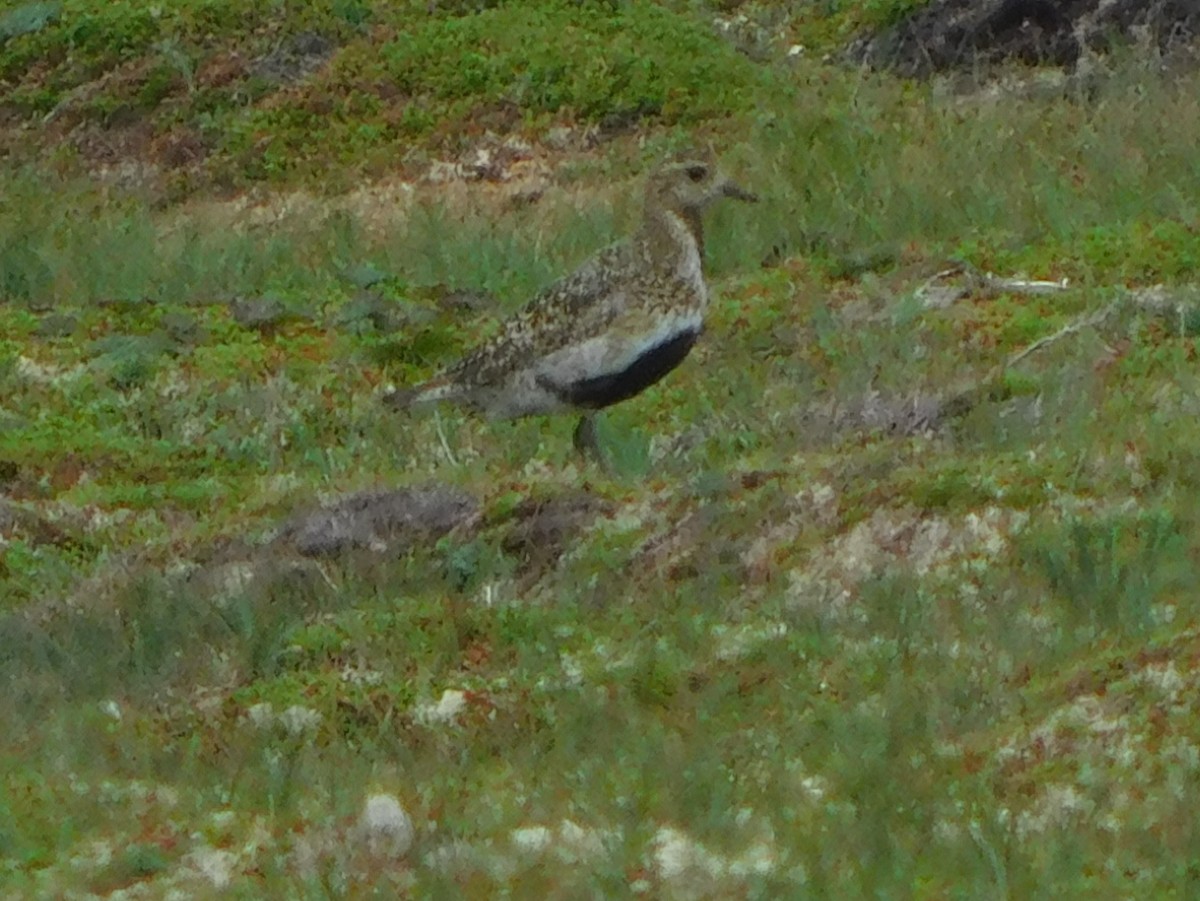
{"left": 384, "top": 149, "right": 758, "bottom": 463}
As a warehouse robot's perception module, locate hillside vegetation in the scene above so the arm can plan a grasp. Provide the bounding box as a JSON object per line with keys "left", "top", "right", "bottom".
{"left": 3, "top": 0, "right": 1200, "bottom": 896}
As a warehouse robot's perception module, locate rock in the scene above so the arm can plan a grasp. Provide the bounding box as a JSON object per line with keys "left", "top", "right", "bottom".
{"left": 355, "top": 794, "right": 414, "bottom": 859}
{"left": 438, "top": 289, "right": 490, "bottom": 312}
{"left": 415, "top": 283, "right": 498, "bottom": 315}
{"left": 847, "top": 0, "right": 1200, "bottom": 77}
{"left": 250, "top": 31, "right": 336, "bottom": 85}
{"left": 274, "top": 485, "right": 480, "bottom": 558}
{"left": 841, "top": 389, "right": 953, "bottom": 437}
{"left": 95, "top": 295, "right": 157, "bottom": 313}
{"left": 33, "top": 313, "right": 78, "bottom": 339}
{"left": 795, "top": 389, "right": 953, "bottom": 444}
{"left": 160, "top": 310, "right": 207, "bottom": 347}
{"left": 229, "top": 294, "right": 287, "bottom": 330}
{"left": 500, "top": 492, "right": 612, "bottom": 576}
{"left": 334, "top": 291, "right": 428, "bottom": 335}
{"left": 228, "top": 294, "right": 312, "bottom": 333}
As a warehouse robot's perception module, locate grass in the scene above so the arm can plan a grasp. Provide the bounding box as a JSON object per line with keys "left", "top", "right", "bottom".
{"left": 4, "top": 1, "right": 1200, "bottom": 895}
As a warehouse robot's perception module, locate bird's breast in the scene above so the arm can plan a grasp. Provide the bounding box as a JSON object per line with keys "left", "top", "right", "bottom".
{"left": 549, "top": 323, "right": 701, "bottom": 410}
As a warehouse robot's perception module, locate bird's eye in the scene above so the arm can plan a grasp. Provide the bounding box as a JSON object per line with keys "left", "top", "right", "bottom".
{"left": 685, "top": 165, "right": 707, "bottom": 183}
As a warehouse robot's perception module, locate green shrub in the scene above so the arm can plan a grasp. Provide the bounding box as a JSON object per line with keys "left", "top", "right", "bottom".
{"left": 223, "top": 1, "right": 768, "bottom": 179}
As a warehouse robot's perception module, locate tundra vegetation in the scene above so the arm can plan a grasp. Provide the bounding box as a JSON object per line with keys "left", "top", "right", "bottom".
{"left": 2, "top": 0, "right": 1200, "bottom": 896}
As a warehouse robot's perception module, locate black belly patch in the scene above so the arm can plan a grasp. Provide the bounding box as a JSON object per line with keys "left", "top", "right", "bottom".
{"left": 550, "top": 327, "right": 700, "bottom": 410}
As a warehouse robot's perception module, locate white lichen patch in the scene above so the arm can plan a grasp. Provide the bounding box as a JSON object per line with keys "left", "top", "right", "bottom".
{"left": 989, "top": 632, "right": 1200, "bottom": 848}
{"left": 154, "top": 368, "right": 192, "bottom": 400}
{"left": 183, "top": 845, "right": 239, "bottom": 890}
{"left": 798, "top": 774, "right": 828, "bottom": 802}
{"left": 510, "top": 825, "right": 553, "bottom": 854}
{"left": 728, "top": 839, "right": 777, "bottom": 878}
{"left": 599, "top": 505, "right": 655, "bottom": 538}
{"left": 71, "top": 839, "right": 114, "bottom": 871}
{"left": 554, "top": 641, "right": 637, "bottom": 689}
{"left": 740, "top": 519, "right": 802, "bottom": 581}
{"left": 786, "top": 506, "right": 1023, "bottom": 616}
{"left": 802, "top": 482, "right": 841, "bottom": 529}
{"left": 14, "top": 354, "right": 87, "bottom": 387}
{"left": 208, "top": 809, "right": 237, "bottom": 831}
{"left": 242, "top": 699, "right": 328, "bottom": 736}
{"left": 509, "top": 819, "right": 613, "bottom": 864}
{"left": 995, "top": 692, "right": 1132, "bottom": 770}
{"left": 78, "top": 506, "right": 135, "bottom": 533}
{"left": 1071, "top": 694, "right": 1129, "bottom": 737}
{"left": 556, "top": 819, "right": 610, "bottom": 862}
{"left": 650, "top": 822, "right": 779, "bottom": 898}
{"left": 558, "top": 652, "right": 586, "bottom": 687}
{"left": 1137, "top": 661, "right": 1186, "bottom": 701}
{"left": 245, "top": 702, "right": 276, "bottom": 730}
{"left": 711, "top": 621, "right": 788, "bottom": 661}
{"left": 277, "top": 705, "right": 323, "bottom": 735}
{"left": 339, "top": 663, "right": 384, "bottom": 686}
{"left": 652, "top": 826, "right": 725, "bottom": 889}
{"left": 414, "top": 689, "right": 469, "bottom": 725}
{"left": 1015, "top": 783, "right": 1095, "bottom": 838}
{"left": 425, "top": 839, "right": 516, "bottom": 883}
{"left": 207, "top": 561, "right": 260, "bottom": 603}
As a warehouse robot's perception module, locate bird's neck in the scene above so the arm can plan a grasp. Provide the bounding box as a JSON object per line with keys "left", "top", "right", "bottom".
{"left": 639, "top": 207, "right": 705, "bottom": 278}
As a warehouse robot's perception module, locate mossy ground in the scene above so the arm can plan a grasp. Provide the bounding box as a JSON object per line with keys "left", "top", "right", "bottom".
{"left": 4, "top": 1, "right": 1200, "bottom": 896}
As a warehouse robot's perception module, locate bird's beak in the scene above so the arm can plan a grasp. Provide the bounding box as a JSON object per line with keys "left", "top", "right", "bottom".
{"left": 722, "top": 180, "right": 759, "bottom": 202}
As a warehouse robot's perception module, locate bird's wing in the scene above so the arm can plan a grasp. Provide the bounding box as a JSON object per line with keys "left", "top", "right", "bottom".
{"left": 530, "top": 274, "right": 702, "bottom": 393}
{"left": 442, "top": 243, "right": 634, "bottom": 390}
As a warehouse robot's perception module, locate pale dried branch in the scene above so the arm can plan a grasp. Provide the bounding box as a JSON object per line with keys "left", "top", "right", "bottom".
{"left": 940, "top": 299, "right": 1120, "bottom": 424}
{"left": 980, "top": 273, "right": 1071, "bottom": 296}
{"left": 896, "top": 275, "right": 1199, "bottom": 433}
{"left": 1004, "top": 300, "right": 1121, "bottom": 369}
{"left": 433, "top": 409, "right": 459, "bottom": 466}
{"left": 915, "top": 263, "right": 1070, "bottom": 310}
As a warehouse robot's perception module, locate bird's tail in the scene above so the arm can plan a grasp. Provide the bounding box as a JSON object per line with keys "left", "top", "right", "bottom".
{"left": 382, "top": 377, "right": 464, "bottom": 410}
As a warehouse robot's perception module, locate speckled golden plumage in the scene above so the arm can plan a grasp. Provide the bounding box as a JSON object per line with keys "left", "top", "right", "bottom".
{"left": 385, "top": 149, "right": 757, "bottom": 459}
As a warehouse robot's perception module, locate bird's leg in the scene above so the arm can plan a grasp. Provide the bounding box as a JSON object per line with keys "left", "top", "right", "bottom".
{"left": 573, "top": 413, "right": 599, "bottom": 458}
{"left": 573, "top": 413, "right": 610, "bottom": 470}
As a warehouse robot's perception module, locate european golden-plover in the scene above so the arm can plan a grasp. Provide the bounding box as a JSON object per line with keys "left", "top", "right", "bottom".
{"left": 385, "top": 150, "right": 757, "bottom": 460}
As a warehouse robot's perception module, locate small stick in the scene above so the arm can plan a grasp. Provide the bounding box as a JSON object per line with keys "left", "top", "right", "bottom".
{"left": 1003, "top": 300, "right": 1121, "bottom": 369}
{"left": 982, "top": 273, "right": 1071, "bottom": 296}
{"left": 941, "top": 300, "right": 1122, "bottom": 422}
{"left": 434, "top": 409, "right": 459, "bottom": 466}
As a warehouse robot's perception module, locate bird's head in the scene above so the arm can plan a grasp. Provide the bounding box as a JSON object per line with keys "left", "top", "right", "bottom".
{"left": 645, "top": 150, "right": 758, "bottom": 216}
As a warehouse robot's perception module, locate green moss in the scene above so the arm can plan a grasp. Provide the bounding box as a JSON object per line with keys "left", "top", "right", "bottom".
{"left": 901, "top": 462, "right": 996, "bottom": 511}
{"left": 1, "top": 0, "right": 780, "bottom": 187}
{"left": 896, "top": 452, "right": 1067, "bottom": 512}
{"left": 1074, "top": 219, "right": 1200, "bottom": 282}
{"left": 218, "top": 1, "right": 767, "bottom": 181}
{"left": 387, "top": 2, "right": 758, "bottom": 122}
